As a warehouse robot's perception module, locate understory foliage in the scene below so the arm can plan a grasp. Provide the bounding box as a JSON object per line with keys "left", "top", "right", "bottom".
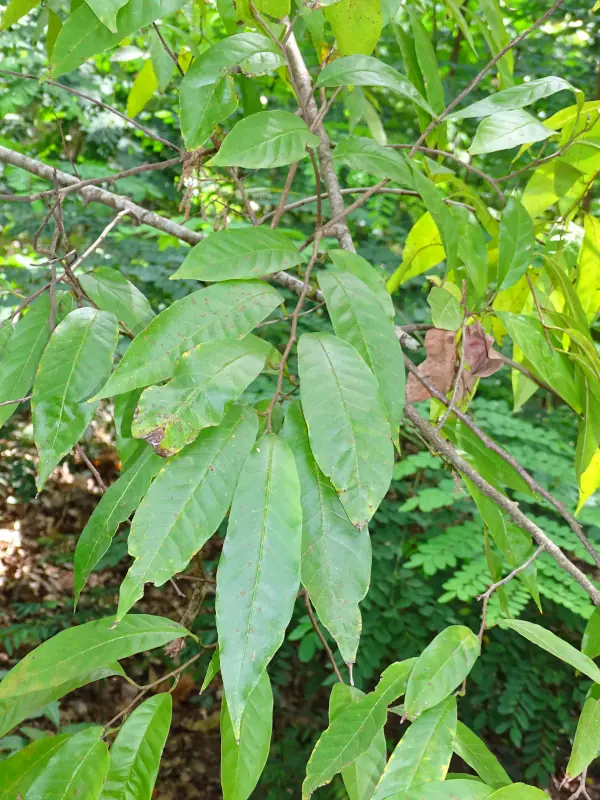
{"left": 0, "top": 0, "right": 599, "bottom": 798}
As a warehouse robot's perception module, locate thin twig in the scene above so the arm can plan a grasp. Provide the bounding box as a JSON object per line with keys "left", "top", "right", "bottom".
{"left": 75, "top": 444, "right": 107, "bottom": 492}
{"left": 437, "top": 282, "right": 467, "bottom": 431}
{"left": 304, "top": 589, "right": 344, "bottom": 683}
{"left": 229, "top": 168, "right": 258, "bottom": 224}
{"left": 308, "top": 149, "right": 322, "bottom": 230}
{"left": 270, "top": 162, "right": 299, "bottom": 229}
{"left": 526, "top": 272, "right": 553, "bottom": 348}
{"left": 0, "top": 395, "right": 31, "bottom": 408}
{"left": 69, "top": 210, "right": 129, "bottom": 273}
{"left": 152, "top": 22, "right": 184, "bottom": 76}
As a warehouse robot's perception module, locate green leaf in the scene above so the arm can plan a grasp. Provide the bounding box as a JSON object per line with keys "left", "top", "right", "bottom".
{"left": 324, "top": 0, "right": 382, "bottom": 56}
{"left": 387, "top": 211, "right": 445, "bottom": 291}
{"left": 221, "top": 671, "right": 273, "bottom": 800}
{"left": 328, "top": 249, "right": 394, "bottom": 321}
{"left": 102, "top": 694, "right": 172, "bottom": 798}
{"left": 409, "top": 165, "right": 458, "bottom": 272}
{"left": 394, "top": 24, "right": 432, "bottom": 135}
{"left": 24, "top": 727, "right": 108, "bottom": 800}
{"left": 127, "top": 60, "right": 158, "bottom": 117}
{"left": 298, "top": 332, "right": 394, "bottom": 530}
{"left": 404, "top": 626, "right": 480, "bottom": 719}
{"left": 0, "top": 734, "right": 70, "bottom": 799}
{"left": 455, "top": 208, "right": 488, "bottom": 300}
{"left": 73, "top": 447, "right": 162, "bottom": 606}
{"left": 32, "top": 308, "right": 119, "bottom": 490}
{"left": 302, "top": 660, "right": 416, "bottom": 798}
{"left": 407, "top": 7, "right": 445, "bottom": 114}
{"left": 372, "top": 696, "right": 457, "bottom": 799}
{"left": 201, "top": 648, "right": 221, "bottom": 693}
{"left": 283, "top": 402, "right": 371, "bottom": 664}
{"left": 83, "top": 0, "right": 129, "bottom": 33}
{"left": 149, "top": 25, "right": 174, "bottom": 92}
{"left": 451, "top": 77, "right": 583, "bottom": 120}
{"left": 497, "top": 198, "right": 534, "bottom": 290}
{"left": 93, "top": 281, "right": 282, "bottom": 399}
{"left": 331, "top": 137, "right": 414, "bottom": 188}
{"left": 582, "top": 608, "right": 600, "bottom": 659}
{"left": 576, "top": 214, "right": 600, "bottom": 322}
{"left": 79, "top": 268, "right": 155, "bottom": 336}
{"left": 0, "top": 615, "right": 187, "bottom": 699}
{"left": 132, "top": 336, "right": 270, "bottom": 456}
{"left": 453, "top": 722, "right": 512, "bottom": 789}
{"left": 0, "top": 0, "right": 40, "bottom": 30}
{"left": 566, "top": 696, "right": 600, "bottom": 779}
{"left": 469, "top": 110, "right": 556, "bottom": 156}
{"left": 172, "top": 228, "right": 302, "bottom": 281}
{"left": 486, "top": 787, "right": 547, "bottom": 799}
{"left": 316, "top": 56, "right": 435, "bottom": 115}
{"left": 444, "top": 0, "right": 477, "bottom": 55}
{"left": 117, "top": 405, "right": 258, "bottom": 619}
{"left": 50, "top": 0, "right": 183, "bottom": 77}
{"left": 501, "top": 620, "right": 600, "bottom": 683}
{"left": 477, "top": 0, "right": 513, "bottom": 90}
{"left": 208, "top": 111, "right": 320, "bottom": 169}
{"left": 428, "top": 287, "right": 462, "bottom": 331}
{"left": 46, "top": 9, "right": 62, "bottom": 60}
{"left": 216, "top": 434, "right": 302, "bottom": 738}
{"left": 386, "top": 781, "right": 494, "bottom": 799}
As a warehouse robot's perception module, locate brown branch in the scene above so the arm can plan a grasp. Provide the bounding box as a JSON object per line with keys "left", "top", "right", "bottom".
{"left": 152, "top": 22, "right": 184, "bottom": 77}
{"left": 75, "top": 443, "right": 107, "bottom": 492}
{"left": 304, "top": 589, "right": 344, "bottom": 683}
{"left": 0, "top": 395, "right": 31, "bottom": 408}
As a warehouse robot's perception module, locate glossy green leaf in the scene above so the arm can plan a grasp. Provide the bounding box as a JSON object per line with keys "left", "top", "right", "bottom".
{"left": 298, "top": 332, "right": 394, "bottom": 530}
{"left": 0, "top": 615, "right": 187, "bottom": 699}
{"left": 454, "top": 722, "right": 512, "bottom": 788}
{"left": 331, "top": 137, "right": 414, "bottom": 188}
{"left": 451, "top": 77, "right": 582, "bottom": 120}
{"left": 94, "top": 281, "right": 282, "bottom": 399}
{"left": 576, "top": 214, "right": 600, "bottom": 322}
{"left": 316, "top": 56, "right": 435, "bottom": 115}
{"left": 428, "top": 287, "right": 462, "bottom": 331}
{"left": 477, "top": 0, "right": 513, "bottom": 89}
{"left": 455, "top": 208, "right": 488, "bottom": 299}
{"left": 444, "top": 0, "right": 477, "bottom": 55}
{"left": 102, "top": 694, "right": 172, "bottom": 799}
{"left": 80, "top": 268, "right": 155, "bottom": 335}
{"left": 328, "top": 249, "right": 394, "bottom": 320}
{"left": 582, "top": 608, "right": 600, "bottom": 660}
{"left": 221, "top": 671, "right": 273, "bottom": 800}
{"left": 201, "top": 648, "right": 221, "bottom": 693}
{"left": 24, "top": 727, "right": 108, "bottom": 800}
{"left": 501, "top": 620, "right": 600, "bottom": 683}
{"left": 216, "top": 434, "right": 302, "bottom": 738}
{"left": 497, "top": 198, "right": 534, "bottom": 290}
{"left": 73, "top": 447, "right": 162, "bottom": 606}
{"left": 487, "top": 786, "right": 547, "bottom": 799}
{"left": 50, "top": 0, "right": 182, "bottom": 77}
{"left": 394, "top": 24, "right": 432, "bottom": 134}
{"left": 372, "top": 696, "right": 457, "bottom": 799}
{"left": 302, "top": 660, "right": 416, "bottom": 798}
{"left": 405, "top": 626, "right": 480, "bottom": 719}
{"left": 566, "top": 696, "right": 600, "bottom": 779}
{"left": 407, "top": 7, "right": 445, "bottom": 114}
{"left": 32, "top": 308, "right": 119, "bottom": 489}
{"left": 469, "top": 110, "right": 556, "bottom": 156}
{"left": 172, "top": 228, "right": 302, "bottom": 281}
{"left": 410, "top": 165, "right": 458, "bottom": 272}
{"left": 118, "top": 405, "right": 258, "bottom": 619}
{"left": 0, "top": 734, "right": 71, "bottom": 800}
{"left": 208, "top": 111, "right": 320, "bottom": 169}
{"left": 283, "top": 402, "right": 371, "bottom": 664}
{"left": 0, "top": 0, "right": 39, "bottom": 30}
{"left": 324, "top": 0, "right": 382, "bottom": 56}
{"left": 84, "top": 0, "right": 129, "bottom": 33}
{"left": 387, "top": 781, "right": 493, "bottom": 799}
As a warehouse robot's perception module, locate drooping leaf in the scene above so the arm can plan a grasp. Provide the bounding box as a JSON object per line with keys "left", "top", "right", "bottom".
{"left": 83, "top": 0, "right": 129, "bottom": 33}
{"left": 127, "top": 60, "right": 159, "bottom": 117}
{"left": 172, "top": 228, "right": 302, "bottom": 281}
{"left": 566, "top": 696, "right": 600, "bottom": 779}
{"left": 316, "top": 56, "right": 435, "bottom": 115}
{"left": 453, "top": 722, "right": 512, "bottom": 788}
{"left": 501, "top": 620, "right": 600, "bottom": 683}
{"left": 149, "top": 24, "right": 175, "bottom": 91}
{"left": 201, "top": 648, "right": 221, "bottom": 694}
{"left": 328, "top": 249, "right": 395, "bottom": 320}
{"left": 387, "top": 212, "right": 445, "bottom": 291}
{"left": 405, "top": 328, "right": 457, "bottom": 404}
{"left": 208, "top": 111, "right": 320, "bottom": 169}
{"left": 283, "top": 402, "right": 371, "bottom": 664}
{"left": 477, "top": 0, "right": 513, "bottom": 89}
{"left": 32, "top": 308, "right": 119, "bottom": 489}
{"left": 394, "top": 23, "right": 432, "bottom": 135}
{"left": 455, "top": 207, "right": 488, "bottom": 300}
{"left": 93, "top": 281, "right": 282, "bottom": 399}
{"left": 404, "top": 626, "right": 480, "bottom": 719}
{"left": 451, "top": 77, "right": 582, "bottom": 119}
{"left": 117, "top": 405, "right": 258, "bottom": 619}
{"left": 0, "top": 0, "right": 40, "bottom": 30}
{"left": 497, "top": 198, "right": 535, "bottom": 290}
{"left": 486, "top": 786, "right": 547, "bottom": 799}
{"left": 324, "top": 0, "right": 382, "bottom": 56}
{"left": 24, "top": 727, "right": 108, "bottom": 800}
{"left": 298, "top": 332, "right": 394, "bottom": 530}
{"left": 371, "top": 696, "right": 457, "bottom": 799}
{"left": 221, "top": 671, "right": 273, "bottom": 800}
{"left": 79, "top": 268, "right": 154, "bottom": 336}
{"left": 409, "top": 165, "right": 458, "bottom": 272}
{"left": 407, "top": 7, "right": 445, "bottom": 115}
{"left": 386, "top": 781, "right": 493, "bottom": 799}
{"left": 73, "top": 447, "right": 162, "bottom": 606}
{"left": 102, "top": 694, "right": 172, "bottom": 798}
{"left": 582, "top": 608, "right": 600, "bottom": 660}
{"left": 216, "top": 434, "right": 302, "bottom": 738}
{"left": 331, "top": 137, "right": 414, "bottom": 188}
{"left": 428, "top": 287, "right": 462, "bottom": 331}
{"left": 469, "top": 110, "right": 556, "bottom": 156}
{"left": 576, "top": 214, "right": 600, "bottom": 322}
{"left": 0, "top": 735, "right": 71, "bottom": 799}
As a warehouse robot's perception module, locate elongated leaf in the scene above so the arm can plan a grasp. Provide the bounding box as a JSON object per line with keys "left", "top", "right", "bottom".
{"left": 566, "top": 696, "right": 600, "bottom": 778}
{"left": 451, "top": 77, "right": 582, "bottom": 119}
{"left": 501, "top": 620, "right": 600, "bottom": 683}
{"left": 302, "top": 660, "right": 416, "bottom": 798}
{"left": 328, "top": 249, "right": 395, "bottom": 321}
{"left": 387, "top": 211, "right": 445, "bottom": 291}
{"left": 477, "top": 0, "right": 513, "bottom": 89}
{"left": 332, "top": 137, "right": 414, "bottom": 188}
{"left": 149, "top": 25, "right": 174, "bottom": 91}
{"left": 25, "top": 727, "right": 108, "bottom": 800}
{"left": 0, "top": 735, "right": 71, "bottom": 799}
{"left": 316, "top": 56, "right": 434, "bottom": 115}
{"left": 387, "top": 782, "right": 493, "bottom": 799}
{"left": 455, "top": 208, "right": 488, "bottom": 299}
{"left": 582, "top": 608, "right": 600, "bottom": 659}
{"left": 172, "top": 228, "right": 302, "bottom": 281}
{"left": 409, "top": 165, "right": 458, "bottom": 272}
{"left": 217, "top": 434, "right": 302, "bottom": 738}
{"left": 407, "top": 7, "right": 445, "bottom": 115}
{"left": 50, "top": 0, "right": 182, "bottom": 77}
{"left": 126, "top": 59, "right": 157, "bottom": 116}
{"left": 84, "top": 0, "right": 129, "bottom": 33}
{"left": 94, "top": 281, "right": 282, "bottom": 399}
{"left": 209, "top": 111, "right": 320, "bottom": 169}
{"left": 32, "top": 308, "right": 119, "bottom": 489}
{"left": 576, "top": 214, "right": 600, "bottom": 322}
{"left": 324, "top": 0, "right": 382, "bottom": 56}
{"left": 487, "top": 787, "right": 546, "bottom": 799}
{"left": 428, "top": 287, "right": 462, "bottom": 331}
{"left": 0, "top": 0, "right": 40, "bottom": 30}
{"left": 0, "top": 615, "right": 187, "bottom": 699}
{"left": 497, "top": 198, "right": 534, "bottom": 290}
{"left": 201, "top": 648, "right": 221, "bottom": 693}
{"left": 102, "top": 694, "right": 172, "bottom": 799}
{"left": 73, "top": 447, "right": 162, "bottom": 605}
{"left": 283, "top": 402, "right": 371, "bottom": 664}
{"left": 221, "top": 671, "right": 273, "bottom": 800}
{"left": 469, "top": 110, "right": 556, "bottom": 156}
{"left": 79, "top": 268, "right": 155, "bottom": 335}
{"left": 394, "top": 23, "right": 431, "bottom": 134}
{"left": 372, "top": 696, "right": 457, "bottom": 799}
{"left": 405, "top": 626, "right": 480, "bottom": 719}
{"left": 118, "top": 405, "right": 258, "bottom": 619}
{"left": 298, "top": 332, "right": 393, "bottom": 529}
{"left": 454, "top": 722, "right": 512, "bottom": 788}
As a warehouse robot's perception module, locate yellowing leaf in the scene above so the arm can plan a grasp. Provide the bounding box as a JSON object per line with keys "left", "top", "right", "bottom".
{"left": 127, "top": 60, "right": 158, "bottom": 118}
{"left": 387, "top": 212, "right": 445, "bottom": 292}
{"left": 325, "top": 0, "right": 382, "bottom": 56}
{"left": 576, "top": 214, "right": 600, "bottom": 322}
{"left": 576, "top": 448, "right": 600, "bottom": 515}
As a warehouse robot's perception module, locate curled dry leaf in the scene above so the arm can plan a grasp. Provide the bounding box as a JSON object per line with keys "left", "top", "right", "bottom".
{"left": 461, "top": 321, "right": 504, "bottom": 395}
